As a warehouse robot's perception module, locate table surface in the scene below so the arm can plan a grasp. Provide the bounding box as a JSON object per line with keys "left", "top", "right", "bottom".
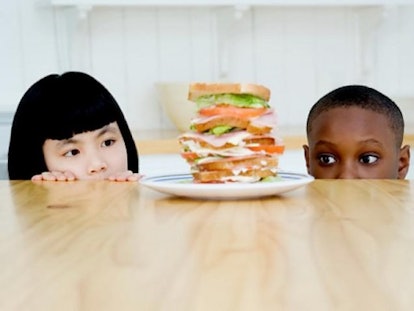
{"left": 1, "top": 179, "right": 414, "bottom": 310}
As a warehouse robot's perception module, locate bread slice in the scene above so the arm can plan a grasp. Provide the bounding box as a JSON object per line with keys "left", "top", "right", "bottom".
{"left": 192, "top": 168, "right": 276, "bottom": 183}
{"left": 179, "top": 134, "right": 277, "bottom": 150}
{"left": 246, "top": 123, "right": 273, "bottom": 135}
{"left": 191, "top": 115, "right": 250, "bottom": 133}
{"left": 188, "top": 83, "right": 271, "bottom": 102}
{"left": 197, "top": 155, "right": 278, "bottom": 172}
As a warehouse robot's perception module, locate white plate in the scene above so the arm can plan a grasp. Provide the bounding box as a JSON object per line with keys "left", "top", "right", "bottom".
{"left": 140, "top": 171, "right": 314, "bottom": 200}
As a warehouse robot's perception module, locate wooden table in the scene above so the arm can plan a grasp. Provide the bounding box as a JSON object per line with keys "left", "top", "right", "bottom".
{"left": 1, "top": 179, "right": 414, "bottom": 310}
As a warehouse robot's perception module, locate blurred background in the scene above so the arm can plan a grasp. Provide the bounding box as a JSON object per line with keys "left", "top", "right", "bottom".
{"left": 1, "top": 0, "right": 414, "bottom": 161}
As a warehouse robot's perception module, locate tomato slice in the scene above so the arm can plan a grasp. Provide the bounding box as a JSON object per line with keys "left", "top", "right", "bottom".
{"left": 180, "top": 152, "right": 199, "bottom": 161}
{"left": 247, "top": 145, "right": 285, "bottom": 154}
{"left": 199, "top": 105, "right": 267, "bottom": 118}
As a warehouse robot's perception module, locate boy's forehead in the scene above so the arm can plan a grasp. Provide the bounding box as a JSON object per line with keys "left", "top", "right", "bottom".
{"left": 314, "top": 106, "right": 385, "bottom": 123}
{"left": 309, "top": 106, "right": 395, "bottom": 143}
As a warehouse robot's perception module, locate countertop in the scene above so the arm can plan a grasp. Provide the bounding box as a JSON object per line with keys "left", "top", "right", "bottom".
{"left": 1, "top": 178, "right": 414, "bottom": 310}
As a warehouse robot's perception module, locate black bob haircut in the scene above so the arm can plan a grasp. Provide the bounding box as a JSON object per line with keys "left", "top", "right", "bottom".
{"left": 306, "top": 85, "right": 405, "bottom": 147}
{"left": 8, "top": 71, "right": 139, "bottom": 179}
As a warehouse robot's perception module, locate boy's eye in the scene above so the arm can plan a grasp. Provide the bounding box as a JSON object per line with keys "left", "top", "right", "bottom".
{"left": 102, "top": 139, "right": 115, "bottom": 147}
{"left": 359, "top": 154, "right": 379, "bottom": 164}
{"left": 63, "top": 149, "right": 80, "bottom": 157}
{"left": 318, "top": 154, "right": 336, "bottom": 165}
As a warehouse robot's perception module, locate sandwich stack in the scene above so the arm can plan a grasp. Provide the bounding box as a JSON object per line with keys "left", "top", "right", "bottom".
{"left": 178, "top": 83, "right": 285, "bottom": 183}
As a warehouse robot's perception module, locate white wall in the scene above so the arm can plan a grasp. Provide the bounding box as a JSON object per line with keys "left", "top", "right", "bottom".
{"left": 1, "top": 1, "right": 414, "bottom": 145}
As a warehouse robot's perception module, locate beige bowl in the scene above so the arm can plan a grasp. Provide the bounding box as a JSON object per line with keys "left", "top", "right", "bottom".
{"left": 155, "top": 82, "right": 197, "bottom": 132}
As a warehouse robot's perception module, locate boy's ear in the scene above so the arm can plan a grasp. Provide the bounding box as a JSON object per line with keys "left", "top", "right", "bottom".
{"left": 398, "top": 145, "right": 410, "bottom": 179}
{"left": 303, "top": 145, "right": 311, "bottom": 174}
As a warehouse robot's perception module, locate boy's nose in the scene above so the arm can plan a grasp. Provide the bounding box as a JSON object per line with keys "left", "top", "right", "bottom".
{"left": 336, "top": 162, "right": 359, "bottom": 179}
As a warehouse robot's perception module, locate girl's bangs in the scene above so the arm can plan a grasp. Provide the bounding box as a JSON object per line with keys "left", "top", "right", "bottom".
{"left": 47, "top": 98, "right": 120, "bottom": 140}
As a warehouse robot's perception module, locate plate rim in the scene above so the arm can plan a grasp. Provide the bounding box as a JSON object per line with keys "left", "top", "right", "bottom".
{"left": 139, "top": 170, "right": 314, "bottom": 199}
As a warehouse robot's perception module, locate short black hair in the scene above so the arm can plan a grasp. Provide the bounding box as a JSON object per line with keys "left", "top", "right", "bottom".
{"left": 306, "top": 85, "right": 405, "bottom": 147}
{"left": 8, "top": 71, "right": 139, "bottom": 179}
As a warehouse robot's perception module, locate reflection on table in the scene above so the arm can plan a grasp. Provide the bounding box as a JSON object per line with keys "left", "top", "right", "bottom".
{"left": 0, "top": 179, "right": 414, "bottom": 310}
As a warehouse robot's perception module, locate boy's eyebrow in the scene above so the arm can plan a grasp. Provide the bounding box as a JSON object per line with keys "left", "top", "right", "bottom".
{"left": 358, "top": 138, "right": 384, "bottom": 147}
{"left": 314, "top": 139, "right": 384, "bottom": 147}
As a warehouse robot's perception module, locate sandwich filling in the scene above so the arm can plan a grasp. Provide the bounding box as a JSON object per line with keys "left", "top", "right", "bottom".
{"left": 178, "top": 83, "right": 284, "bottom": 183}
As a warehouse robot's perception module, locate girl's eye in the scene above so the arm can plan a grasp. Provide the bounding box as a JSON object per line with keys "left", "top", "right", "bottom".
{"left": 63, "top": 149, "right": 80, "bottom": 157}
{"left": 318, "top": 154, "right": 336, "bottom": 165}
{"left": 359, "top": 154, "right": 379, "bottom": 164}
{"left": 102, "top": 139, "right": 115, "bottom": 147}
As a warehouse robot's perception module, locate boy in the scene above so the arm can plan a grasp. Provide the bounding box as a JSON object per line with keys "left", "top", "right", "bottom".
{"left": 303, "top": 85, "right": 410, "bottom": 179}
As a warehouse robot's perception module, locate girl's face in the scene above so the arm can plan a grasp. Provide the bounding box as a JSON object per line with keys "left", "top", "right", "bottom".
{"left": 42, "top": 122, "right": 129, "bottom": 180}
{"left": 303, "top": 107, "right": 410, "bottom": 179}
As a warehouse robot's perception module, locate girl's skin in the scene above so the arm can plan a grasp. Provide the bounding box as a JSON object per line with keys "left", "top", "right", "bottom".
{"left": 303, "top": 107, "right": 410, "bottom": 179}
{"left": 8, "top": 72, "right": 140, "bottom": 181}
{"left": 31, "top": 122, "right": 141, "bottom": 182}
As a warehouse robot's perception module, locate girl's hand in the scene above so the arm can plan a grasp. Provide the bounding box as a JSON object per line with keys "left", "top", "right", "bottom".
{"left": 106, "top": 171, "right": 143, "bottom": 182}
{"left": 31, "top": 170, "right": 142, "bottom": 182}
{"left": 31, "top": 171, "right": 76, "bottom": 182}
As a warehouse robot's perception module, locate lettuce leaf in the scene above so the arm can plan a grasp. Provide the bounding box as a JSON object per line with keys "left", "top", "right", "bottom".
{"left": 196, "top": 94, "right": 269, "bottom": 109}
{"left": 208, "top": 125, "right": 234, "bottom": 135}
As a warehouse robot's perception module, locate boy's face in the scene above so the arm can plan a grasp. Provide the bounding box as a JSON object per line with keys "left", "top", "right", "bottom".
{"left": 303, "top": 107, "right": 410, "bottom": 179}
{"left": 42, "top": 122, "right": 129, "bottom": 180}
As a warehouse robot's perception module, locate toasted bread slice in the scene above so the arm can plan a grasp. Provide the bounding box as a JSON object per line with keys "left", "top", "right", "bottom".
{"left": 192, "top": 168, "right": 276, "bottom": 183}
{"left": 246, "top": 123, "right": 273, "bottom": 135}
{"left": 197, "top": 155, "right": 278, "bottom": 172}
{"left": 189, "top": 83, "right": 270, "bottom": 102}
{"left": 191, "top": 115, "right": 250, "bottom": 133}
{"left": 179, "top": 135, "right": 277, "bottom": 150}
{"left": 243, "top": 136, "right": 276, "bottom": 145}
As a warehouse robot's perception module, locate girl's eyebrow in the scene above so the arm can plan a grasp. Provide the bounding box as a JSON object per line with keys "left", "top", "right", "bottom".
{"left": 96, "top": 124, "right": 119, "bottom": 138}
{"left": 56, "top": 137, "right": 77, "bottom": 147}
{"left": 55, "top": 124, "right": 119, "bottom": 148}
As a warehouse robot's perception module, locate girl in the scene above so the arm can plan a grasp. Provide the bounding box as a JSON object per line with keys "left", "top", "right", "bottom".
{"left": 8, "top": 71, "right": 140, "bottom": 181}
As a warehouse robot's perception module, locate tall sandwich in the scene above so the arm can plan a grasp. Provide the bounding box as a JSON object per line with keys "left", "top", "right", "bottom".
{"left": 178, "top": 82, "right": 284, "bottom": 183}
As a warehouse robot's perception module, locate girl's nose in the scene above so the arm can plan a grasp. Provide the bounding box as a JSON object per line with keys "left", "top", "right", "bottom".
{"left": 88, "top": 159, "right": 108, "bottom": 175}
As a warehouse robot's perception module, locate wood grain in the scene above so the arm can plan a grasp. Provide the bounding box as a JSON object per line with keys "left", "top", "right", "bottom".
{"left": 1, "top": 179, "right": 414, "bottom": 310}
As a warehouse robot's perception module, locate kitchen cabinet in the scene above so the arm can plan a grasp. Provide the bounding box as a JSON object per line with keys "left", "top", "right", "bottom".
{"left": 0, "top": 112, "right": 13, "bottom": 164}
{"left": 50, "top": 0, "right": 414, "bottom": 6}
{"left": 47, "top": 1, "right": 414, "bottom": 131}
{"left": 49, "top": 0, "right": 414, "bottom": 18}
{"left": 6, "top": 1, "right": 411, "bottom": 133}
